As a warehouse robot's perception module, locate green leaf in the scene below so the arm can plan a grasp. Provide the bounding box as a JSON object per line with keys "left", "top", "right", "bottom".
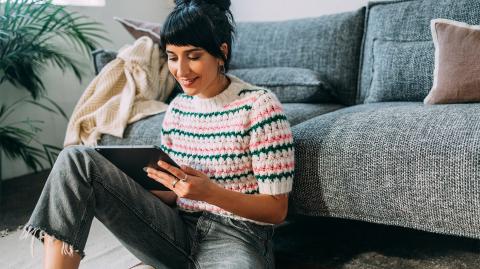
{"left": 0, "top": 104, "right": 6, "bottom": 118}
{"left": 0, "top": 125, "right": 47, "bottom": 172}
{"left": 0, "top": 96, "right": 28, "bottom": 122}
{"left": 0, "top": 0, "right": 110, "bottom": 99}
{"left": 43, "top": 96, "right": 68, "bottom": 120}
{"left": 0, "top": 93, "right": 69, "bottom": 173}
{"left": 24, "top": 99, "right": 58, "bottom": 114}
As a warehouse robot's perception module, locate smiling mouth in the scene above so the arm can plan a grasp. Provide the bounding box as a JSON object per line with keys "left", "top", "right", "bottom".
{"left": 180, "top": 77, "right": 198, "bottom": 87}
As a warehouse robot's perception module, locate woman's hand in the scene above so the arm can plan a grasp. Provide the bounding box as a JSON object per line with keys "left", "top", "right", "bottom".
{"left": 146, "top": 160, "right": 289, "bottom": 224}
{"left": 145, "top": 160, "right": 219, "bottom": 201}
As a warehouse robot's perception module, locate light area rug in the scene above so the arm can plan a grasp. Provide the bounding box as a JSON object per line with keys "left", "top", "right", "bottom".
{"left": 0, "top": 217, "right": 141, "bottom": 269}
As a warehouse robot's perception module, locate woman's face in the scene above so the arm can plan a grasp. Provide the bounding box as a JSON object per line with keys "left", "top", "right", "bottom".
{"left": 166, "top": 44, "right": 226, "bottom": 98}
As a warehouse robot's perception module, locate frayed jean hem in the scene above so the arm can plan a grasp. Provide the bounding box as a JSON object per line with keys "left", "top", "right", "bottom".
{"left": 19, "top": 224, "right": 86, "bottom": 260}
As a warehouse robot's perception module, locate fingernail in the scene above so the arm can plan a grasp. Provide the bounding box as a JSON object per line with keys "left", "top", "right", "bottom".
{"left": 143, "top": 167, "right": 149, "bottom": 172}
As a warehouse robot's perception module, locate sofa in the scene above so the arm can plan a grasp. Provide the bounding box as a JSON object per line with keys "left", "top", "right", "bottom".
{"left": 93, "top": 0, "right": 480, "bottom": 239}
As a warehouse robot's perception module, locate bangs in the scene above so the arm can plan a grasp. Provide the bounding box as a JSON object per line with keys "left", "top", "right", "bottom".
{"left": 159, "top": 2, "right": 235, "bottom": 71}
{"left": 160, "top": 9, "right": 219, "bottom": 52}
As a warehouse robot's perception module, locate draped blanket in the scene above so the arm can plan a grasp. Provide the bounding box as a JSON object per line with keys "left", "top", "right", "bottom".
{"left": 63, "top": 36, "right": 175, "bottom": 147}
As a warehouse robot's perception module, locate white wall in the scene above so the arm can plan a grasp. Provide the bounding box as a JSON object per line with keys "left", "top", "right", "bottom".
{"left": 232, "top": 0, "right": 368, "bottom": 21}
{"left": 1, "top": 0, "right": 368, "bottom": 180}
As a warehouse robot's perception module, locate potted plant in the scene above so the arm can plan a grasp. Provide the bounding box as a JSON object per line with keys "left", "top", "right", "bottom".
{"left": 0, "top": 0, "right": 109, "bottom": 186}
{"left": 0, "top": 96, "right": 67, "bottom": 179}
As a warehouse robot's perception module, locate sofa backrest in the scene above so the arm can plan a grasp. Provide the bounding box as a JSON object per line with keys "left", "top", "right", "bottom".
{"left": 231, "top": 8, "right": 365, "bottom": 106}
{"left": 358, "top": 0, "right": 480, "bottom": 104}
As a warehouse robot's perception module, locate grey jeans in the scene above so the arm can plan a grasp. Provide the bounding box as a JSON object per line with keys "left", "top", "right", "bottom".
{"left": 20, "top": 145, "right": 275, "bottom": 268}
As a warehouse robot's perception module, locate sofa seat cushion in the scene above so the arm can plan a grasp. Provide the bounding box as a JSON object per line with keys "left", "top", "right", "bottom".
{"left": 291, "top": 102, "right": 480, "bottom": 239}
{"left": 99, "top": 103, "right": 344, "bottom": 145}
{"left": 99, "top": 113, "right": 166, "bottom": 146}
{"left": 283, "top": 103, "right": 344, "bottom": 127}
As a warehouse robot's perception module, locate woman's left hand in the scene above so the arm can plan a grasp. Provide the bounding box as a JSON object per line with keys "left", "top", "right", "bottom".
{"left": 146, "top": 160, "right": 218, "bottom": 201}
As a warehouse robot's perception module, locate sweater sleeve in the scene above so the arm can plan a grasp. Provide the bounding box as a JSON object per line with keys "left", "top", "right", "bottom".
{"left": 248, "top": 91, "right": 294, "bottom": 195}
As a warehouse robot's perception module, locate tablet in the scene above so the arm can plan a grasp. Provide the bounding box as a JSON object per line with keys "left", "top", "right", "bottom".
{"left": 94, "top": 145, "right": 181, "bottom": 191}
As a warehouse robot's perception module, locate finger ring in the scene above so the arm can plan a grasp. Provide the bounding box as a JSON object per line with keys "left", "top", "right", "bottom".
{"left": 172, "top": 179, "right": 179, "bottom": 188}
{"left": 181, "top": 174, "right": 188, "bottom": 182}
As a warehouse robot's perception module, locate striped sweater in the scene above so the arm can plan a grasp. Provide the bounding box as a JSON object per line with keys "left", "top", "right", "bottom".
{"left": 160, "top": 75, "right": 294, "bottom": 223}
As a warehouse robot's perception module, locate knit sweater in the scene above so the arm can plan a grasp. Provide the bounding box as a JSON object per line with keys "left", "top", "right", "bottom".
{"left": 160, "top": 75, "right": 295, "bottom": 223}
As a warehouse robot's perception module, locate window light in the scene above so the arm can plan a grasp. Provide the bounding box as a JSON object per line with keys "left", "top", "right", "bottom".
{"left": 0, "top": 0, "right": 106, "bottom": 6}
{"left": 52, "top": 0, "right": 105, "bottom": 6}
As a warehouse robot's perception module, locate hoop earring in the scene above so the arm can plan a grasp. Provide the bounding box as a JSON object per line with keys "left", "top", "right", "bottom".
{"left": 218, "top": 64, "right": 226, "bottom": 75}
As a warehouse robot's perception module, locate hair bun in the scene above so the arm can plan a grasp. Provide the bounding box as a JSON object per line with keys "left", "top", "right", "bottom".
{"left": 203, "top": 0, "right": 231, "bottom": 11}
{"left": 174, "top": 0, "right": 189, "bottom": 6}
{"left": 175, "top": 0, "right": 231, "bottom": 11}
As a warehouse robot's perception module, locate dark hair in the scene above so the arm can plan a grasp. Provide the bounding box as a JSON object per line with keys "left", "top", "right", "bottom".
{"left": 160, "top": 0, "right": 235, "bottom": 72}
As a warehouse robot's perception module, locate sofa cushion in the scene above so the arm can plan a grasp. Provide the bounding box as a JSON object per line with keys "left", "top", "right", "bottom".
{"left": 358, "top": 0, "right": 480, "bottom": 103}
{"left": 231, "top": 8, "right": 365, "bottom": 105}
{"left": 229, "top": 67, "right": 335, "bottom": 103}
{"left": 291, "top": 101, "right": 480, "bottom": 239}
{"left": 424, "top": 19, "right": 480, "bottom": 104}
{"left": 114, "top": 17, "right": 161, "bottom": 43}
{"left": 283, "top": 103, "right": 344, "bottom": 126}
{"left": 366, "top": 39, "right": 434, "bottom": 102}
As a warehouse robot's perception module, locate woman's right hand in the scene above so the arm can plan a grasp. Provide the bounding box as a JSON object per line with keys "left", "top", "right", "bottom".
{"left": 146, "top": 160, "right": 221, "bottom": 202}
{"left": 149, "top": 190, "right": 177, "bottom": 206}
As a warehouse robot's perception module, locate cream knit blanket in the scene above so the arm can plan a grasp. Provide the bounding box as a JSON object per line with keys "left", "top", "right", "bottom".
{"left": 63, "top": 36, "right": 175, "bottom": 147}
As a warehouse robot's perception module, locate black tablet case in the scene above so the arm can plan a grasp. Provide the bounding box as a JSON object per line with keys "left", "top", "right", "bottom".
{"left": 94, "top": 145, "right": 180, "bottom": 191}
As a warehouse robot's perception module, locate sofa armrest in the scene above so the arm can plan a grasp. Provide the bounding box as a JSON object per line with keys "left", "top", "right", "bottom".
{"left": 92, "top": 49, "right": 117, "bottom": 75}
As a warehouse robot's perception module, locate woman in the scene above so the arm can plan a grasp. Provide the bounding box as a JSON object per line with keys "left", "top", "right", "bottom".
{"left": 21, "top": 0, "right": 294, "bottom": 268}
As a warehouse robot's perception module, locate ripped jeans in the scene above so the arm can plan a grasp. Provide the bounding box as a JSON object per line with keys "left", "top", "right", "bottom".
{"left": 20, "top": 145, "right": 275, "bottom": 268}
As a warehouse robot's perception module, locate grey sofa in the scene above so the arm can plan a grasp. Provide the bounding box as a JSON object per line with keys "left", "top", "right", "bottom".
{"left": 94, "top": 0, "right": 480, "bottom": 239}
